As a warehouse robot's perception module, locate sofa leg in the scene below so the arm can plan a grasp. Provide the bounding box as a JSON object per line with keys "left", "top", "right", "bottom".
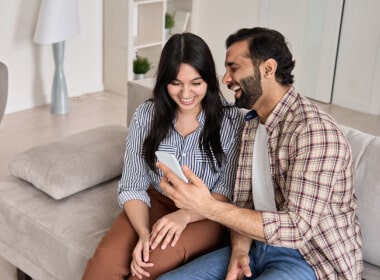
{"left": 17, "top": 268, "right": 32, "bottom": 280}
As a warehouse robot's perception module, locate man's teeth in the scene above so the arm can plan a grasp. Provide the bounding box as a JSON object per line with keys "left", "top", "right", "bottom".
{"left": 231, "top": 86, "right": 241, "bottom": 92}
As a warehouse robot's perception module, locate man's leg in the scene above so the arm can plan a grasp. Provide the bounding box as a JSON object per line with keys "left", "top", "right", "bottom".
{"left": 253, "top": 242, "right": 316, "bottom": 280}
{"left": 157, "top": 246, "right": 231, "bottom": 280}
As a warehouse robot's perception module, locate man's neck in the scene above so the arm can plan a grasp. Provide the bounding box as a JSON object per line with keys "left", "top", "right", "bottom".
{"left": 253, "top": 85, "right": 290, "bottom": 123}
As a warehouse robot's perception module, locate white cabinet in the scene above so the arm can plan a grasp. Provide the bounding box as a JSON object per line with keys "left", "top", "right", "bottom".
{"left": 104, "top": 0, "right": 193, "bottom": 95}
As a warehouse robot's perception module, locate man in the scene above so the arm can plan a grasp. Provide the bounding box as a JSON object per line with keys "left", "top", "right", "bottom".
{"left": 156, "top": 27, "right": 362, "bottom": 279}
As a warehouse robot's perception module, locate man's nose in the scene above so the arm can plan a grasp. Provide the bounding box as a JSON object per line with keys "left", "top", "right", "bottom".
{"left": 222, "top": 71, "right": 231, "bottom": 85}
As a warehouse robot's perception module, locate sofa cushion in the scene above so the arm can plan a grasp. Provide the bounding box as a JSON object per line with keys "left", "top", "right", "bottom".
{"left": 9, "top": 125, "right": 128, "bottom": 200}
{"left": 341, "top": 126, "right": 380, "bottom": 267}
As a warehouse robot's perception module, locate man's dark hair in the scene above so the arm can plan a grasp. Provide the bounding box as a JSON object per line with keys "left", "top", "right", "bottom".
{"left": 226, "top": 27, "right": 295, "bottom": 85}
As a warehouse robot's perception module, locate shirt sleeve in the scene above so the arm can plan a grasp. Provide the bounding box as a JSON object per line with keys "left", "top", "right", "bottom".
{"left": 209, "top": 108, "right": 244, "bottom": 201}
{"left": 117, "top": 104, "right": 152, "bottom": 208}
{"left": 262, "top": 121, "right": 351, "bottom": 248}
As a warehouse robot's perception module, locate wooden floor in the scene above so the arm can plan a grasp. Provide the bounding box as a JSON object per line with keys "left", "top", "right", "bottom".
{"left": 0, "top": 90, "right": 379, "bottom": 279}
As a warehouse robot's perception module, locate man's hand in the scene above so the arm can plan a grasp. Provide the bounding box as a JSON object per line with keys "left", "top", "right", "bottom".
{"left": 157, "top": 162, "right": 214, "bottom": 215}
{"left": 226, "top": 249, "right": 252, "bottom": 280}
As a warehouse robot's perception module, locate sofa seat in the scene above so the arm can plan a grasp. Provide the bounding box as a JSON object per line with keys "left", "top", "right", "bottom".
{"left": 0, "top": 175, "right": 121, "bottom": 280}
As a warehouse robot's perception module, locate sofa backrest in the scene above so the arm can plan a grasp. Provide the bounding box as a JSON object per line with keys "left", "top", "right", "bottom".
{"left": 340, "top": 125, "right": 380, "bottom": 267}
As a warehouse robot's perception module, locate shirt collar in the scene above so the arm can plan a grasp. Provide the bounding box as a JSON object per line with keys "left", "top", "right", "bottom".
{"left": 265, "top": 86, "right": 297, "bottom": 132}
{"left": 244, "top": 110, "right": 258, "bottom": 121}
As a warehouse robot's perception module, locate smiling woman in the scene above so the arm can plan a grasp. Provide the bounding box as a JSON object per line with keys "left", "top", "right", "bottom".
{"left": 82, "top": 32, "right": 245, "bottom": 280}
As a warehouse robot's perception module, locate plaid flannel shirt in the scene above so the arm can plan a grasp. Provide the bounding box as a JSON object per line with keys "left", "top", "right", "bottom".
{"left": 233, "top": 87, "right": 363, "bottom": 279}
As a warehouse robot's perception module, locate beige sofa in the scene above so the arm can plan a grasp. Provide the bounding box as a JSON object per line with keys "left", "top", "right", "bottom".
{"left": 0, "top": 80, "right": 379, "bottom": 279}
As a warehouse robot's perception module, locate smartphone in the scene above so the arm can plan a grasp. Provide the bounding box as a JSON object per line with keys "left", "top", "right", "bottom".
{"left": 155, "top": 151, "right": 188, "bottom": 183}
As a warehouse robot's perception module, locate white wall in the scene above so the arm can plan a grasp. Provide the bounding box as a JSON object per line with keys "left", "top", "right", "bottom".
{"left": 192, "top": 0, "right": 261, "bottom": 78}
{"left": 258, "top": 0, "right": 343, "bottom": 104}
{"left": 191, "top": 0, "right": 260, "bottom": 100}
{"left": 192, "top": 0, "right": 380, "bottom": 115}
{"left": 0, "top": 0, "right": 103, "bottom": 114}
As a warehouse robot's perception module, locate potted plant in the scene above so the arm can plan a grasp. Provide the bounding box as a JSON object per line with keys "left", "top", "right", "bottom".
{"left": 164, "top": 12, "right": 175, "bottom": 39}
{"left": 133, "top": 52, "right": 152, "bottom": 80}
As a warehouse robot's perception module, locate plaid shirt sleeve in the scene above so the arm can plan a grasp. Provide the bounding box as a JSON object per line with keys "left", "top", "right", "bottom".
{"left": 262, "top": 120, "right": 352, "bottom": 248}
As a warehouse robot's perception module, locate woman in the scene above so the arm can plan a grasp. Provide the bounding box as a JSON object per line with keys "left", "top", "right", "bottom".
{"left": 82, "top": 32, "right": 244, "bottom": 280}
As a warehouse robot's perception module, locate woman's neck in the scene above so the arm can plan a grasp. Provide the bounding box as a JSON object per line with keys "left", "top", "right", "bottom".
{"left": 175, "top": 109, "right": 201, "bottom": 138}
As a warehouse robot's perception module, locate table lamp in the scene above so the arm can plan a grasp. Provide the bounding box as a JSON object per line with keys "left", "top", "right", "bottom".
{"left": 34, "top": 0, "right": 79, "bottom": 115}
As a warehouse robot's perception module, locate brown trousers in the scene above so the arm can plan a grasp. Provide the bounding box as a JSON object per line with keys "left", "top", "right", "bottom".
{"left": 82, "top": 187, "right": 228, "bottom": 280}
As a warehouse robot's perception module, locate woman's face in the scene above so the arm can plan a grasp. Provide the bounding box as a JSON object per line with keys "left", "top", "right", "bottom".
{"left": 167, "top": 63, "right": 207, "bottom": 114}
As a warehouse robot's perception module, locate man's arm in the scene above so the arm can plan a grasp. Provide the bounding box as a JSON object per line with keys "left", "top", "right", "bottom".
{"left": 157, "top": 162, "right": 266, "bottom": 242}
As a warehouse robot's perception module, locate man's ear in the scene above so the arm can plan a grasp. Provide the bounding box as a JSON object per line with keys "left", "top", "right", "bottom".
{"left": 263, "top": 58, "right": 277, "bottom": 78}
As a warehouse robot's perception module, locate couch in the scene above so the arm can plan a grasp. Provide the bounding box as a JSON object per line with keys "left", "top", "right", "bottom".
{"left": 0, "top": 80, "right": 379, "bottom": 280}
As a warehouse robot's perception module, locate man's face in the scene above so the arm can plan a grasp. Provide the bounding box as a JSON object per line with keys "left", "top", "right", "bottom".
{"left": 235, "top": 67, "right": 263, "bottom": 109}
{"left": 222, "top": 40, "right": 263, "bottom": 110}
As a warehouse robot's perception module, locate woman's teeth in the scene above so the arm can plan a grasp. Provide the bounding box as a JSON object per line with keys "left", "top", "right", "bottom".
{"left": 181, "top": 98, "right": 193, "bottom": 102}
{"left": 181, "top": 97, "right": 194, "bottom": 103}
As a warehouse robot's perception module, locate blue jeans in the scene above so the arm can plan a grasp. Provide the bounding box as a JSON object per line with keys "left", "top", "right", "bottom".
{"left": 157, "top": 242, "right": 316, "bottom": 280}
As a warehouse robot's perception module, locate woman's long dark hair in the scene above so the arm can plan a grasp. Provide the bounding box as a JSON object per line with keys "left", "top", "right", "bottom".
{"left": 142, "top": 32, "right": 228, "bottom": 173}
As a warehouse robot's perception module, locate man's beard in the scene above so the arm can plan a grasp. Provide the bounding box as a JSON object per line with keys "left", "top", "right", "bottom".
{"left": 235, "top": 69, "right": 263, "bottom": 110}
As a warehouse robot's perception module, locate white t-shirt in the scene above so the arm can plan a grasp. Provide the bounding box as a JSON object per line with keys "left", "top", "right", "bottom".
{"left": 252, "top": 123, "right": 277, "bottom": 211}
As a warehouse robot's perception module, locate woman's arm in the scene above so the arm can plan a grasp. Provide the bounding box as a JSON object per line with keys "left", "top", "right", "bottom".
{"left": 124, "top": 199, "right": 154, "bottom": 279}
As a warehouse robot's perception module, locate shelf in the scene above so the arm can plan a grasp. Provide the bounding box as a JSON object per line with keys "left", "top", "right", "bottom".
{"left": 104, "top": 0, "right": 194, "bottom": 95}
{"left": 133, "top": 38, "right": 164, "bottom": 50}
{"left": 134, "top": 0, "right": 165, "bottom": 5}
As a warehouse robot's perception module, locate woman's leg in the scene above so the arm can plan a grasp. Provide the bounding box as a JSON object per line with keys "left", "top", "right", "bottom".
{"left": 157, "top": 246, "right": 231, "bottom": 280}
{"left": 82, "top": 188, "right": 172, "bottom": 280}
{"left": 128, "top": 189, "right": 229, "bottom": 279}
{"left": 82, "top": 211, "right": 138, "bottom": 280}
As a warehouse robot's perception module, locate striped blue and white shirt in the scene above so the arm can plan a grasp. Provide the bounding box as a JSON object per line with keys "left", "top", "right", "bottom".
{"left": 118, "top": 100, "right": 244, "bottom": 208}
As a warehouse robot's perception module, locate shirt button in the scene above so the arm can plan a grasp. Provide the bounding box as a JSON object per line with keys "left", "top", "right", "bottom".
{"left": 182, "top": 153, "right": 186, "bottom": 157}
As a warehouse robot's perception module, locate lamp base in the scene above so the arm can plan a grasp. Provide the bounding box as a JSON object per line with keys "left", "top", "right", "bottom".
{"left": 51, "top": 41, "right": 69, "bottom": 115}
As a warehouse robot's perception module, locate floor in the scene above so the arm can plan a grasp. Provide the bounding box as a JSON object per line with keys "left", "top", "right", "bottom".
{"left": 0, "top": 91, "right": 379, "bottom": 279}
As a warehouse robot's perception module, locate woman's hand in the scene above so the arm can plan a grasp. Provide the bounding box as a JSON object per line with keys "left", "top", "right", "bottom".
{"left": 130, "top": 232, "right": 154, "bottom": 279}
{"left": 149, "top": 210, "right": 190, "bottom": 250}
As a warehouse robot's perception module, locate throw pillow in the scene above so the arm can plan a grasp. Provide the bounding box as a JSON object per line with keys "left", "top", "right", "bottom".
{"left": 9, "top": 125, "right": 128, "bottom": 200}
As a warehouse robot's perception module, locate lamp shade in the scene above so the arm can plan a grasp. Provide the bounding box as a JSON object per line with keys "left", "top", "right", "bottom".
{"left": 34, "top": 0, "right": 79, "bottom": 44}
